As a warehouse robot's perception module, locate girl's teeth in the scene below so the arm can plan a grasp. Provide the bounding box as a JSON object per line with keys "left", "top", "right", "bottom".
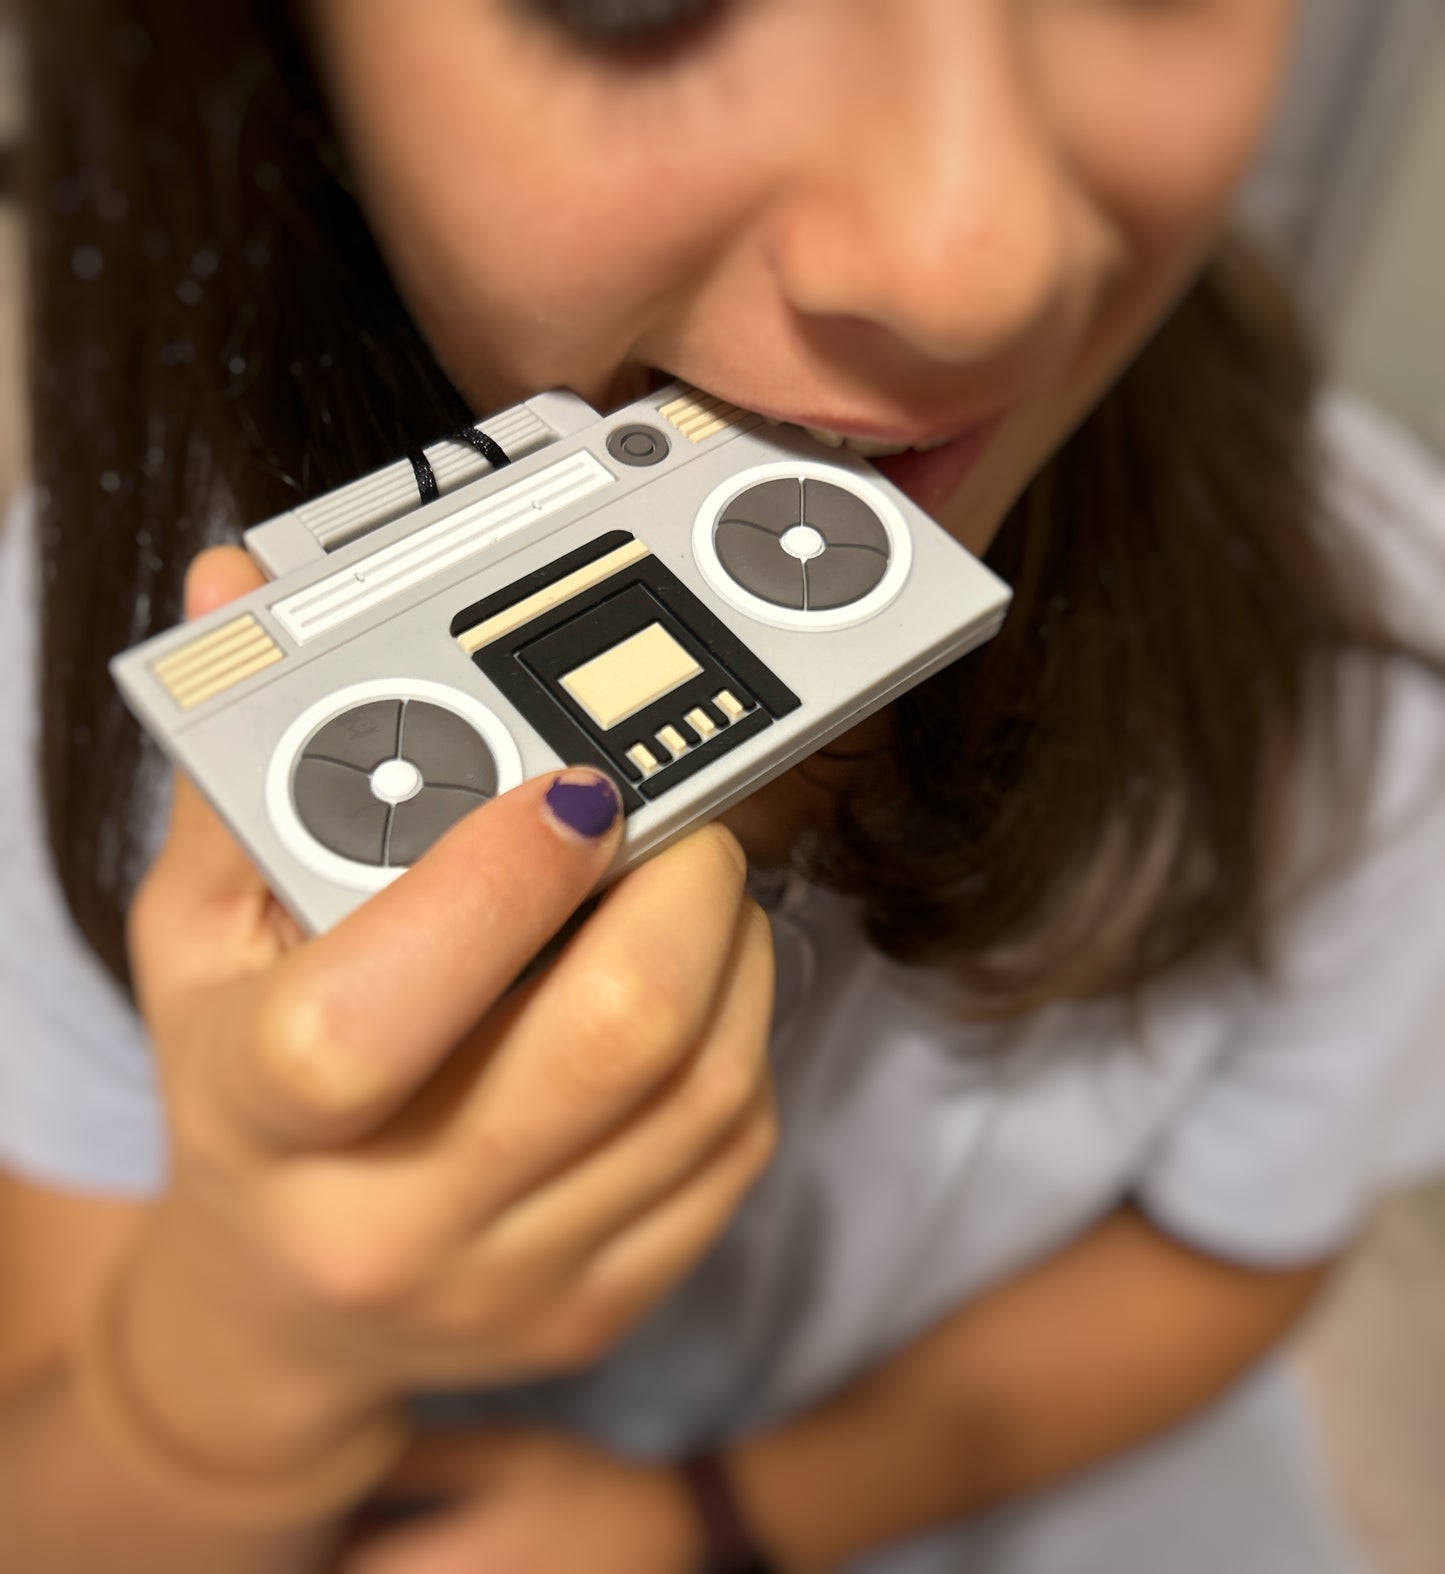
{"left": 797, "top": 423, "right": 946, "bottom": 458}
{"left": 802, "top": 424, "right": 847, "bottom": 449}
{"left": 644, "top": 378, "right": 967, "bottom": 456}
{"left": 840, "top": 435, "right": 914, "bottom": 458}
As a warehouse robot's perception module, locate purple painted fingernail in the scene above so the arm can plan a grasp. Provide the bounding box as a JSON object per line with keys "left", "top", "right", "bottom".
{"left": 544, "top": 770, "right": 621, "bottom": 841}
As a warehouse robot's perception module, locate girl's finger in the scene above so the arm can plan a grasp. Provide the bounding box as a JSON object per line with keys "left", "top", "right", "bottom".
{"left": 161, "top": 543, "right": 272, "bottom": 904}
{"left": 456, "top": 898, "right": 774, "bottom": 1270}
{"left": 229, "top": 769, "right": 626, "bottom": 1148}
{"left": 127, "top": 772, "right": 280, "bottom": 1025}
{"left": 539, "top": 1082, "right": 778, "bottom": 1367}
{"left": 128, "top": 547, "right": 282, "bottom": 991}
{"left": 376, "top": 1427, "right": 533, "bottom": 1498}
{"left": 430, "top": 823, "right": 755, "bottom": 1222}
{"left": 183, "top": 543, "right": 266, "bottom": 617}
{"left": 160, "top": 771, "right": 272, "bottom": 909}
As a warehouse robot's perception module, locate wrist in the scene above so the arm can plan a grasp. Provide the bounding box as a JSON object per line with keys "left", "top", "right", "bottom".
{"left": 676, "top": 1451, "right": 778, "bottom": 1574}
{"left": 113, "top": 1190, "right": 395, "bottom": 1475}
{"left": 726, "top": 1429, "right": 839, "bottom": 1574}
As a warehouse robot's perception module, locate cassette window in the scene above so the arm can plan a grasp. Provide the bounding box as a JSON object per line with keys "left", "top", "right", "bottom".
{"left": 452, "top": 531, "right": 799, "bottom": 808}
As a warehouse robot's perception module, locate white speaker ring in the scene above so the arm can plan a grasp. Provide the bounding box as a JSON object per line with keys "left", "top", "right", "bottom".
{"left": 265, "top": 678, "right": 524, "bottom": 893}
{"left": 691, "top": 461, "right": 913, "bottom": 632}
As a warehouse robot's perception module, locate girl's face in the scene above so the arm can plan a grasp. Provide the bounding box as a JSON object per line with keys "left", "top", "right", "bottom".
{"left": 310, "top": 0, "right": 1295, "bottom": 559}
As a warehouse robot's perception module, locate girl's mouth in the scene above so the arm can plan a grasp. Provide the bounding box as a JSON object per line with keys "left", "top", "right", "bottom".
{"left": 635, "top": 367, "right": 1002, "bottom": 520}
{"left": 869, "top": 421, "right": 1002, "bottom": 518}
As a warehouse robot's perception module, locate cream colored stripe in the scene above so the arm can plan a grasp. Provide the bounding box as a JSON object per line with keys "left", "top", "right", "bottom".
{"left": 456, "top": 538, "right": 650, "bottom": 655}
{"left": 165, "top": 637, "right": 280, "bottom": 705}
{"left": 659, "top": 389, "right": 730, "bottom": 416}
{"left": 152, "top": 614, "right": 284, "bottom": 708}
{"left": 666, "top": 395, "right": 723, "bottom": 422}
{"left": 152, "top": 615, "right": 262, "bottom": 679}
{"left": 167, "top": 645, "right": 284, "bottom": 709}
{"left": 158, "top": 628, "right": 276, "bottom": 694}
{"left": 682, "top": 415, "right": 732, "bottom": 442}
{"left": 658, "top": 391, "right": 744, "bottom": 443}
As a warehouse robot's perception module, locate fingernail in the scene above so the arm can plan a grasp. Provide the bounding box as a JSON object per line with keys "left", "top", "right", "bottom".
{"left": 543, "top": 770, "right": 621, "bottom": 841}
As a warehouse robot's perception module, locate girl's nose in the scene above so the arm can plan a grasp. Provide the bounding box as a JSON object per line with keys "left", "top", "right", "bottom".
{"left": 764, "top": 9, "right": 1099, "bottom": 374}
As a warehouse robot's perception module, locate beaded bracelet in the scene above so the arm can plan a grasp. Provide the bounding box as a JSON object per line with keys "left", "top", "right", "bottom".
{"left": 678, "top": 1451, "right": 778, "bottom": 1574}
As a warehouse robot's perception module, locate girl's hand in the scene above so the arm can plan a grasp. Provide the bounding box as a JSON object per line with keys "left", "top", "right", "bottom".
{"left": 116, "top": 547, "right": 778, "bottom": 1473}
{"left": 336, "top": 1428, "right": 702, "bottom": 1574}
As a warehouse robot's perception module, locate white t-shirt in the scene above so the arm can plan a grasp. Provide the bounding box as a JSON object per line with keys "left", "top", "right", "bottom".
{"left": 2, "top": 394, "right": 1443, "bottom": 1573}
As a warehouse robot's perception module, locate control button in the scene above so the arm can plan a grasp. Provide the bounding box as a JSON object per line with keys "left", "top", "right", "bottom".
{"left": 397, "top": 702, "right": 499, "bottom": 795}
{"left": 369, "top": 758, "right": 423, "bottom": 805}
{"left": 803, "top": 545, "right": 890, "bottom": 610}
{"left": 780, "top": 524, "right": 826, "bottom": 561}
{"left": 685, "top": 707, "right": 718, "bottom": 739}
{"left": 306, "top": 699, "right": 401, "bottom": 771}
{"left": 387, "top": 787, "right": 485, "bottom": 867}
{"left": 803, "top": 480, "right": 891, "bottom": 552}
{"left": 714, "top": 518, "right": 805, "bottom": 610}
{"left": 626, "top": 742, "right": 661, "bottom": 776}
{"left": 656, "top": 724, "right": 688, "bottom": 758}
{"left": 606, "top": 424, "right": 670, "bottom": 467}
{"left": 718, "top": 477, "right": 803, "bottom": 534}
{"left": 293, "top": 756, "right": 390, "bottom": 865}
{"left": 713, "top": 689, "right": 747, "bottom": 722}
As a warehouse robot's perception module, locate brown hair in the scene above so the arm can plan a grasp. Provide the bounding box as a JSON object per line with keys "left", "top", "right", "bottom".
{"left": 20, "top": 0, "right": 1412, "bottom": 1008}
{"left": 809, "top": 245, "right": 1403, "bottom": 1013}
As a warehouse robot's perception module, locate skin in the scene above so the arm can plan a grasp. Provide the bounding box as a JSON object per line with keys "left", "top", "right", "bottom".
{"left": 307, "top": 0, "right": 1296, "bottom": 859}
{"left": 309, "top": 0, "right": 1292, "bottom": 549}
{"left": 0, "top": 3, "right": 1335, "bottom": 1573}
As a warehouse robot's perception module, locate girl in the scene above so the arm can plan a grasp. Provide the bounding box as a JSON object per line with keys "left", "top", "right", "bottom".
{"left": 4, "top": 2, "right": 1444, "bottom": 1571}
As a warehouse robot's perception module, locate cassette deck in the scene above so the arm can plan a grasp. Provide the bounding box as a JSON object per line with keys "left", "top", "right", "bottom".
{"left": 113, "top": 384, "right": 1012, "bottom": 933}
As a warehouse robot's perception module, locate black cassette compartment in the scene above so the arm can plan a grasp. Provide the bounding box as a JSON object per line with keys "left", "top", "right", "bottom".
{"left": 450, "top": 531, "right": 800, "bottom": 813}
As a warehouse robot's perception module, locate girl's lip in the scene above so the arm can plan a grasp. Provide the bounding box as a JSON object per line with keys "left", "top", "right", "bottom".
{"left": 634, "top": 368, "right": 1003, "bottom": 518}
{"left": 733, "top": 400, "right": 993, "bottom": 452}
{"left": 871, "top": 418, "right": 1003, "bottom": 518}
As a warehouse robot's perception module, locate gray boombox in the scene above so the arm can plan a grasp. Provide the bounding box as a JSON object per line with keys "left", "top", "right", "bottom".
{"left": 112, "top": 384, "right": 1012, "bottom": 934}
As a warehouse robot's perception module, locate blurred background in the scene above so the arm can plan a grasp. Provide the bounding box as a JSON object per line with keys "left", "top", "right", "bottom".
{"left": 0, "top": 1, "right": 1440, "bottom": 1567}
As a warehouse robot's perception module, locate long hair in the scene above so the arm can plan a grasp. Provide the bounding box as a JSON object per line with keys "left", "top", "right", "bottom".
{"left": 807, "top": 247, "right": 1402, "bottom": 1012}
{"left": 21, "top": 0, "right": 1413, "bottom": 1009}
